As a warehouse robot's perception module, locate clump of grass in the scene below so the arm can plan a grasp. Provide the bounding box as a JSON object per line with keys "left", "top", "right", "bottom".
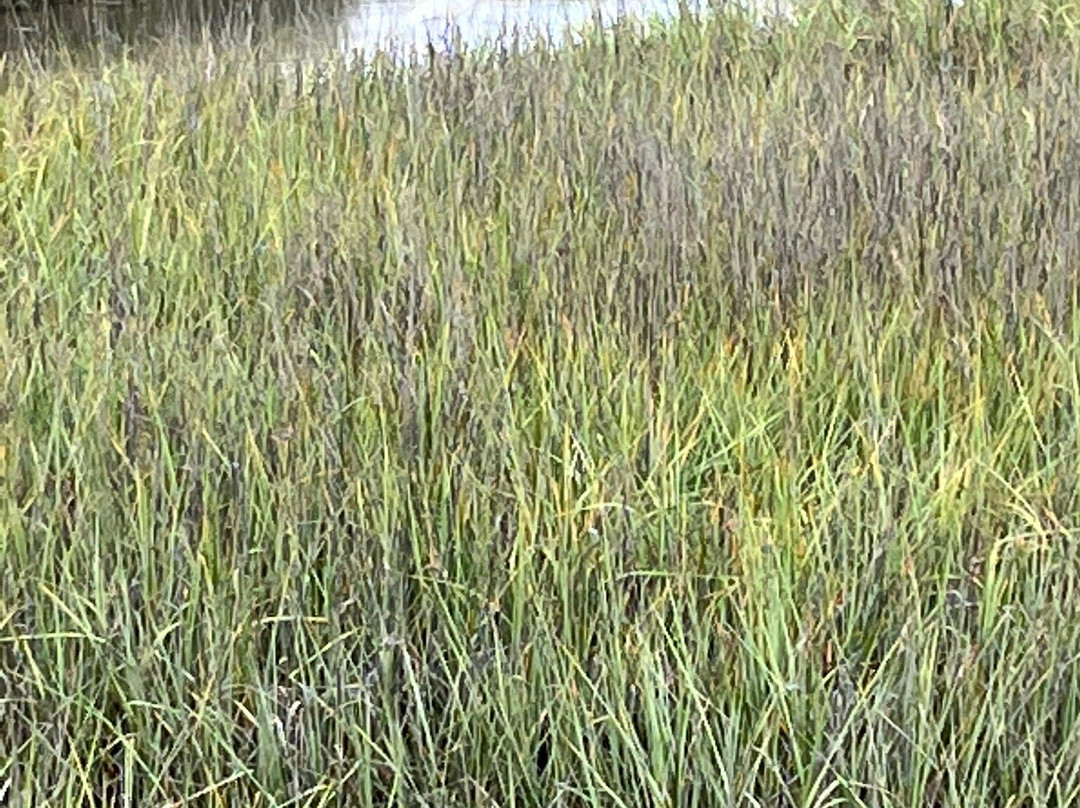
{"left": 3, "top": 0, "right": 1080, "bottom": 805}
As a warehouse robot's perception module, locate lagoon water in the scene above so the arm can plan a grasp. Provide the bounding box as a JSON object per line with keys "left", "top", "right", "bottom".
{"left": 337, "top": 0, "right": 798, "bottom": 58}
{"left": 0, "top": 0, "right": 799, "bottom": 62}
{"left": 2, "top": 0, "right": 968, "bottom": 61}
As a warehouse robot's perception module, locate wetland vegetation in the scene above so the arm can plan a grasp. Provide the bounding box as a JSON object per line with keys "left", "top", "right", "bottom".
{"left": 3, "top": 0, "right": 1080, "bottom": 805}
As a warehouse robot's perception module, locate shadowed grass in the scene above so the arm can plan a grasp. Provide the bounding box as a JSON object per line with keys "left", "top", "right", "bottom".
{"left": 3, "top": 0, "right": 1080, "bottom": 805}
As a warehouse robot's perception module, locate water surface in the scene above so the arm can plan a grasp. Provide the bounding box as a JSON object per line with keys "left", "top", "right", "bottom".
{"left": 338, "top": 0, "right": 797, "bottom": 58}
{"left": 1, "top": 0, "right": 797, "bottom": 62}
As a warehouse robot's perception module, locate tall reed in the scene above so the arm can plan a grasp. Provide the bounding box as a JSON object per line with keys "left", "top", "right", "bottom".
{"left": 3, "top": 1, "right": 1080, "bottom": 805}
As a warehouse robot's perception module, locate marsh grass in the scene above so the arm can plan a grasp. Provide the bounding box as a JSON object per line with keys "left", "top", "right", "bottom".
{"left": 3, "top": 0, "right": 1080, "bottom": 804}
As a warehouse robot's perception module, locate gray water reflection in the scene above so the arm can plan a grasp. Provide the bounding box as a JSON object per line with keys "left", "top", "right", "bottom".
{"left": 338, "top": 0, "right": 796, "bottom": 58}
{"left": 0, "top": 0, "right": 344, "bottom": 54}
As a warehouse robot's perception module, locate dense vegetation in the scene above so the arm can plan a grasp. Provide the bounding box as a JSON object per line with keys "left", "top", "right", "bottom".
{"left": 3, "top": 1, "right": 1080, "bottom": 804}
